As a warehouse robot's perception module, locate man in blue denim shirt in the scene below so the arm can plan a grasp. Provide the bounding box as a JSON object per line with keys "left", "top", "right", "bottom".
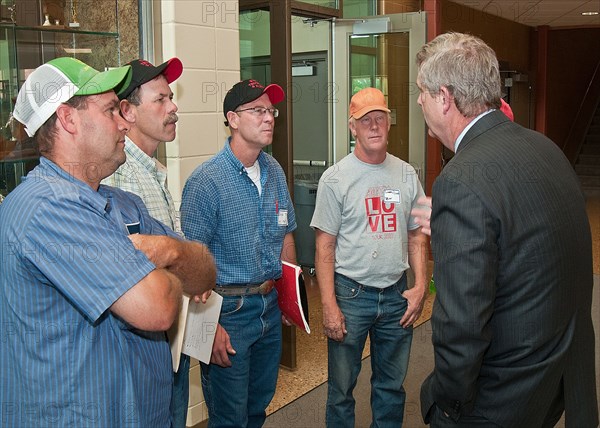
{"left": 181, "top": 79, "right": 297, "bottom": 427}
{"left": 311, "top": 88, "right": 428, "bottom": 427}
{"left": 1, "top": 57, "right": 215, "bottom": 428}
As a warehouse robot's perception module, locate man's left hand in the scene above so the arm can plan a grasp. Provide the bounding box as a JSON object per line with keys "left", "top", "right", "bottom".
{"left": 400, "top": 286, "right": 426, "bottom": 328}
{"left": 193, "top": 289, "right": 212, "bottom": 304}
{"left": 281, "top": 313, "right": 294, "bottom": 327}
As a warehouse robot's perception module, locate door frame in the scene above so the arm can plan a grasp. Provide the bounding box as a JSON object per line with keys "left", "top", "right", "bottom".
{"left": 332, "top": 12, "right": 427, "bottom": 179}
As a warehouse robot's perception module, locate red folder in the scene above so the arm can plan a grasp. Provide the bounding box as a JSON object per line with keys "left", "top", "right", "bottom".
{"left": 275, "top": 261, "right": 310, "bottom": 334}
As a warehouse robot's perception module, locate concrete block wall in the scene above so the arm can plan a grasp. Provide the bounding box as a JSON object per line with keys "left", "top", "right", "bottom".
{"left": 158, "top": 1, "right": 241, "bottom": 425}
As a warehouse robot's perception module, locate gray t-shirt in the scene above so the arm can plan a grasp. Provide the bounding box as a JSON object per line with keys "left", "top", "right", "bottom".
{"left": 310, "top": 152, "right": 424, "bottom": 288}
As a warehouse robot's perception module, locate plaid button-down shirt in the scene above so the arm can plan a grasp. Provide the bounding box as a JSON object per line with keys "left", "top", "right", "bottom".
{"left": 103, "top": 136, "right": 181, "bottom": 235}
{"left": 181, "top": 138, "right": 296, "bottom": 284}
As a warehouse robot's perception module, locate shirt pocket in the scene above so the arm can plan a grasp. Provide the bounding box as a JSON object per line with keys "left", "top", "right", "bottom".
{"left": 264, "top": 203, "right": 288, "bottom": 243}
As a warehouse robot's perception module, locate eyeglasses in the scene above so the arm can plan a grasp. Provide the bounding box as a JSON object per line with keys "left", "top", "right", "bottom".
{"left": 235, "top": 107, "right": 279, "bottom": 118}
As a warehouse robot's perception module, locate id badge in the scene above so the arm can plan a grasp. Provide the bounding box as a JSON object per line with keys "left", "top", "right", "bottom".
{"left": 383, "top": 189, "right": 401, "bottom": 203}
{"left": 278, "top": 209, "right": 288, "bottom": 226}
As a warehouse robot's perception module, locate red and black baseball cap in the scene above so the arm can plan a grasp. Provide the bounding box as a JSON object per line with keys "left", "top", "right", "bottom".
{"left": 499, "top": 98, "right": 514, "bottom": 121}
{"left": 223, "top": 79, "right": 284, "bottom": 125}
{"left": 117, "top": 57, "right": 183, "bottom": 100}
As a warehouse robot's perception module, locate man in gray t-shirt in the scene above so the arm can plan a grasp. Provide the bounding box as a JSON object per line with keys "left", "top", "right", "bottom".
{"left": 310, "top": 87, "right": 428, "bottom": 427}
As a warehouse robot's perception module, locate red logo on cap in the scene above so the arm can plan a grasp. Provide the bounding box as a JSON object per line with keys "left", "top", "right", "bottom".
{"left": 248, "top": 79, "right": 264, "bottom": 89}
{"left": 139, "top": 60, "right": 153, "bottom": 67}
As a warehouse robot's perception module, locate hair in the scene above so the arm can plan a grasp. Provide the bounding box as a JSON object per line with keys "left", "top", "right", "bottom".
{"left": 125, "top": 86, "right": 142, "bottom": 106}
{"left": 35, "top": 95, "right": 89, "bottom": 157}
{"left": 416, "top": 32, "right": 502, "bottom": 117}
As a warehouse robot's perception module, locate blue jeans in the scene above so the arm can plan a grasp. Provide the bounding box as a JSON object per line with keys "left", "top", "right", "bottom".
{"left": 170, "top": 354, "right": 190, "bottom": 428}
{"left": 201, "top": 291, "right": 282, "bottom": 428}
{"left": 326, "top": 273, "right": 413, "bottom": 428}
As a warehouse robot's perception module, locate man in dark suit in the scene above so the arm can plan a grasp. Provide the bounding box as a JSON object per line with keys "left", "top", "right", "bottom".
{"left": 414, "top": 32, "right": 598, "bottom": 427}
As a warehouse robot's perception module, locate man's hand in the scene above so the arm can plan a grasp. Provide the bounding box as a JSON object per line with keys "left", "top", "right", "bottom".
{"left": 400, "top": 286, "right": 426, "bottom": 328}
{"left": 281, "top": 313, "right": 293, "bottom": 327}
{"left": 322, "top": 301, "right": 347, "bottom": 341}
{"left": 128, "top": 234, "right": 172, "bottom": 267}
{"left": 195, "top": 289, "right": 212, "bottom": 304}
{"left": 128, "top": 234, "right": 216, "bottom": 298}
{"left": 411, "top": 196, "right": 432, "bottom": 236}
{"left": 210, "top": 323, "right": 236, "bottom": 367}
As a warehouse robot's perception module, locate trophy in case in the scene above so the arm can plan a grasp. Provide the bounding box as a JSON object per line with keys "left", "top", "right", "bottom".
{"left": 41, "top": 0, "right": 66, "bottom": 27}
{"left": 0, "top": 0, "right": 17, "bottom": 24}
{"left": 68, "top": 0, "right": 79, "bottom": 27}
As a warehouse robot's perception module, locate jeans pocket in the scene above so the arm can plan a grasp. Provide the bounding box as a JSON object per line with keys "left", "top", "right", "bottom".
{"left": 394, "top": 278, "right": 409, "bottom": 300}
{"left": 220, "top": 296, "right": 244, "bottom": 316}
{"left": 395, "top": 287, "right": 408, "bottom": 301}
{"left": 334, "top": 279, "right": 361, "bottom": 300}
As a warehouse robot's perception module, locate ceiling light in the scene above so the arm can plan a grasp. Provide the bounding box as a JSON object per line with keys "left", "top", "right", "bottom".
{"left": 581, "top": 11, "right": 599, "bottom": 16}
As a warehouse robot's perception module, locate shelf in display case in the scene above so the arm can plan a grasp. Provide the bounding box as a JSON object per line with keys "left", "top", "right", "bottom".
{"left": 6, "top": 24, "right": 118, "bottom": 38}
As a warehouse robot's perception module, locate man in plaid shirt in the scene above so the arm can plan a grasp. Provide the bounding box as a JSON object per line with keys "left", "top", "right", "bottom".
{"left": 102, "top": 57, "right": 196, "bottom": 428}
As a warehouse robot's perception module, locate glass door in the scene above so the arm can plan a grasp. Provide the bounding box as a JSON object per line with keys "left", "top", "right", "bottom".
{"left": 332, "top": 12, "right": 426, "bottom": 177}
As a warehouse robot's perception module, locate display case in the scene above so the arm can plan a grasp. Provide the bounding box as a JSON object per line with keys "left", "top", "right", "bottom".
{"left": 0, "top": 0, "right": 119, "bottom": 197}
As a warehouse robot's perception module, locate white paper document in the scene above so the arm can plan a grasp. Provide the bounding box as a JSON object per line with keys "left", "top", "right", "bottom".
{"left": 167, "top": 292, "right": 223, "bottom": 371}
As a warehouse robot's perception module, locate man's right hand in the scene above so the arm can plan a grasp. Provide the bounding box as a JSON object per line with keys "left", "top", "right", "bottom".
{"left": 210, "top": 323, "right": 236, "bottom": 367}
{"left": 411, "top": 196, "right": 432, "bottom": 236}
{"left": 322, "top": 302, "right": 347, "bottom": 342}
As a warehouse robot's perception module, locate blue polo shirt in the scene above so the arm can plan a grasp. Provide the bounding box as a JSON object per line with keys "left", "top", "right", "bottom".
{"left": 0, "top": 157, "right": 175, "bottom": 427}
{"left": 181, "top": 139, "right": 296, "bottom": 284}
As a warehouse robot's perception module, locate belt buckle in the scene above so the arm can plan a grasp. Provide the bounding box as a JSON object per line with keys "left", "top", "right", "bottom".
{"left": 258, "top": 279, "right": 274, "bottom": 295}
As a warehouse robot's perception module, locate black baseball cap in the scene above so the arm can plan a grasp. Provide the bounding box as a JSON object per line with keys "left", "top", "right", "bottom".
{"left": 223, "top": 79, "right": 284, "bottom": 125}
{"left": 117, "top": 57, "right": 183, "bottom": 100}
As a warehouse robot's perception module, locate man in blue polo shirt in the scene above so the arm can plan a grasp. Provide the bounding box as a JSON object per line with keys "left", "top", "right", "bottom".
{"left": 181, "top": 79, "right": 297, "bottom": 427}
{"left": 0, "top": 57, "right": 216, "bottom": 427}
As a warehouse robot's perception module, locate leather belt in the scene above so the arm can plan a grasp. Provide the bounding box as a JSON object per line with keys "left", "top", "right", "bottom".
{"left": 215, "top": 279, "right": 275, "bottom": 296}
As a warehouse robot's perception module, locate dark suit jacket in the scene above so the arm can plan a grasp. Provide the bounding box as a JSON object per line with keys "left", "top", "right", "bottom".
{"left": 421, "top": 110, "right": 598, "bottom": 427}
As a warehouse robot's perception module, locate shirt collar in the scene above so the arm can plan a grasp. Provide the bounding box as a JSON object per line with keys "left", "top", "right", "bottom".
{"left": 36, "top": 157, "right": 111, "bottom": 214}
{"left": 454, "top": 109, "right": 494, "bottom": 152}
{"left": 125, "top": 136, "right": 159, "bottom": 172}
{"left": 125, "top": 136, "right": 167, "bottom": 184}
{"left": 223, "top": 137, "right": 266, "bottom": 173}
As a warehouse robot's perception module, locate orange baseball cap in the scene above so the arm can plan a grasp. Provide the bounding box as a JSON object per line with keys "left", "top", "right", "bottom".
{"left": 349, "top": 87, "right": 390, "bottom": 119}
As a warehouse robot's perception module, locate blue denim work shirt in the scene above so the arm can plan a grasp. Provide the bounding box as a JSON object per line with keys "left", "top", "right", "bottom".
{"left": 181, "top": 138, "right": 296, "bottom": 284}
{"left": 0, "top": 157, "right": 176, "bottom": 427}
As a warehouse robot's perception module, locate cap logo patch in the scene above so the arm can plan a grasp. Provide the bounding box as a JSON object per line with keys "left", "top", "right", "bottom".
{"left": 248, "top": 79, "right": 264, "bottom": 89}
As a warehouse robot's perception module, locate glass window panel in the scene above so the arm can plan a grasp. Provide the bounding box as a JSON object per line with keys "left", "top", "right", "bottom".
{"left": 1, "top": 23, "right": 119, "bottom": 196}
{"left": 239, "top": 10, "right": 271, "bottom": 153}
{"left": 239, "top": 10, "right": 270, "bottom": 61}
{"left": 343, "top": 0, "right": 375, "bottom": 18}
{"left": 349, "top": 32, "right": 410, "bottom": 160}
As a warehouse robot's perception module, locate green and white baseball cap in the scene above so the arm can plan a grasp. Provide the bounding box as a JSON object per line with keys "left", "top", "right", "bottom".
{"left": 13, "top": 57, "right": 132, "bottom": 137}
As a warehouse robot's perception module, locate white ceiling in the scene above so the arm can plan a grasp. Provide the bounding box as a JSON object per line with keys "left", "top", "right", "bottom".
{"left": 449, "top": 0, "right": 600, "bottom": 28}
